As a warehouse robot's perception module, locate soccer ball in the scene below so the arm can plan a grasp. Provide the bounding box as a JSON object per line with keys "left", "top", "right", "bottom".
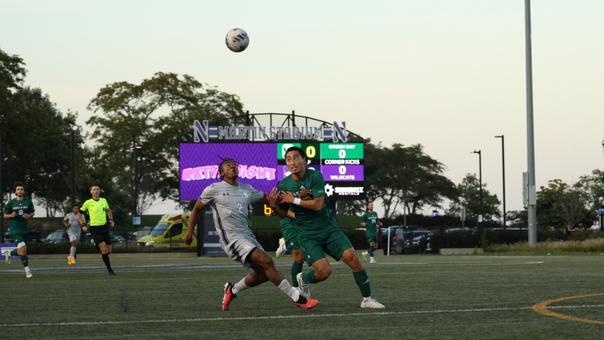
{"left": 225, "top": 28, "right": 249, "bottom": 53}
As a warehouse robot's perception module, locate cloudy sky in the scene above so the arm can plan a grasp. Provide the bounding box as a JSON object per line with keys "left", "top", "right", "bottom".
{"left": 2, "top": 0, "right": 602, "bottom": 215}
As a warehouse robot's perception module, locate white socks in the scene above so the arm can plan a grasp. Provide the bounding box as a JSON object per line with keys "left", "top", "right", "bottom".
{"left": 232, "top": 278, "right": 248, "bottom": 295}
{"left": 70, "top": 246, "right": 77, "bottom": 258}
{"left": 278, "top": 279, "right": 300, "bottom": 302}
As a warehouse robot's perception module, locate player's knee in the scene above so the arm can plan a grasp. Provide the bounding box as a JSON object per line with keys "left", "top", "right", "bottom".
{"left": 341, "top": 248, "right": 357, "bottom": 262}
{"left": 256, "top": 253, "right": 274, "bottom": 269}
{"left": 315, "top": 265, "right": 332, "bottom": 281}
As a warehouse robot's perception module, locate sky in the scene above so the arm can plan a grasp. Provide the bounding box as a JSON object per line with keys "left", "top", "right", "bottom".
{"left": 1, "top": 0, "right": 603, "bottom": 217}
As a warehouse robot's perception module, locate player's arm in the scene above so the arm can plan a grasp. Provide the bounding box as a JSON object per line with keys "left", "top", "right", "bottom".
{"left": 63, "top": 217, "right": 70, "bottom": 228}
{"left": 3, "top": 205, "right": 16, "bottom": 219}
{"left": 22, "top": 201, "right": 35, "bottom": 220}
{"left": 184, "top": 198, "right": 206, "bottom": 244}
{"left": 280, "top": 191, "right": 324, "bottom": 211}
{"left": 106, "top": 208, "right": 115, "bottom": 227}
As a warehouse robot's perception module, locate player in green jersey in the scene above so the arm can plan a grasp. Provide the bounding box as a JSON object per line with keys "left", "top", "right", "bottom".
{"left": 275, "top": 146, "right": 385, "bottom": 309}
{"left": 2, "top": 182, "right": 34, "bottom": 278}
{"left": 360, "top": 201, "right": 382, "bottom": 264}
{"left": 80, "top": 185, "right": 116, "bottom": 275}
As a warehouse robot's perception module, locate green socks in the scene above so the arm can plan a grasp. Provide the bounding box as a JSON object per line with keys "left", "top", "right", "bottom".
{"left": 291, "top": 261, "right": 303, "bottom": 287}
{"left": 353, "top": 270, "right": 371, "bottom": 298}
{"left": 368, "top": 247, "right": 375, "bottom": 256}
{"left": 20, "top": 255, "right": 29, "bottom": 267}
{"left": 302, "top": 269, "right": 318, "bottom": 284}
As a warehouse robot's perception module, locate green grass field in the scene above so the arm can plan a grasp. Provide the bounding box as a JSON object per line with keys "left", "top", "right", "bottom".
{"left": 1, "top": 253, "right": 604, "bottom": 339}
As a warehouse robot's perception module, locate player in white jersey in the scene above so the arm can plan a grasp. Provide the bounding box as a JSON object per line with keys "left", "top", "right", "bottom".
{"left": 183, "top": 158, "right": 319, "bottom": 311}
{"left": 63, "top": 203, "right": 85, "bottom": 265}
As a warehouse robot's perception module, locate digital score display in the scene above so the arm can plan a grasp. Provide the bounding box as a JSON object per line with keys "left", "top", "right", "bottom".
{"left": 180, "top": 142, "right": 365, "bottom": 202}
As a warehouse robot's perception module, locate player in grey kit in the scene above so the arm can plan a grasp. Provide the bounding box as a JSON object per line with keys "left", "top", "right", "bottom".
{"left": 183, "top": 158, "right": 319, "bottom": 311}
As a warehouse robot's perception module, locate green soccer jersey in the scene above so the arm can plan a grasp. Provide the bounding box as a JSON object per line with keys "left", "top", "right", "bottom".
{"left": 81, "top": 197, "right": 109, "bottom": 226}
{"left": 278, "top": 169, "right": 338, "bottom": 236}
{"left": 4, "top": 196, "right": 34, "bottom": 235}
{"left": 362, "top": 211, "right": 379, "bottom": 235}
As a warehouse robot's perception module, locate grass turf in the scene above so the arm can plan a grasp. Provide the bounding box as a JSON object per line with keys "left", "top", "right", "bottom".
{"left": 1, "top": 253, "right": 603, "bottom": 339}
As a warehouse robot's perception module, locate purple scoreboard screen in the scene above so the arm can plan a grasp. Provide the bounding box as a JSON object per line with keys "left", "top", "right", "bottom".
{"left": 179, "top": 142, "right": 365, "bottom": 201}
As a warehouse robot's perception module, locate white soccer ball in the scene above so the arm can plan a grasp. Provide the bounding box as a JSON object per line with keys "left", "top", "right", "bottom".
{"left": 225, "top": 28, "right": 249, "bottom": 53}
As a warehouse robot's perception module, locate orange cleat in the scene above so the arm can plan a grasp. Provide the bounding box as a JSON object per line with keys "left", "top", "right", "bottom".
{"left": 294, "top": 296, "right": 320, "bottom": 310}
{"left": 222, "top": 282, "right": 236, "bottom": 311}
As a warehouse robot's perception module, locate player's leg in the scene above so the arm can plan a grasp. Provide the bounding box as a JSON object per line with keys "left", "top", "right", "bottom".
{"left": 14, "top": 236, "right": 32, "bottom": 278}
{"left": 246, "top": 248, "right": 318, "bottom": 309}
{"left": 327, "top": 231, "right": 385, "bottom": 309}
{"left": 67, "top": 232, "right": 79, "bottom": 264}
{"left": 94, "top": 228, "right": 115, "bottom": 275}
{"left": 368, "top": 238, "right": 377, "bottom": 263}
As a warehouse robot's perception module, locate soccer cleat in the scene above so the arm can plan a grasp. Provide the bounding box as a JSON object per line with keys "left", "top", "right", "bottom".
{"left": 222, "top": 281, "right": 237, "bottom": 311}
{"left": 369, "top": 257, "right": 376, "bottom": 264}
{"left": 108, "top": 269, "right": 116, "bottom": 276}
{"left": 294, "top": 296, "right": 320, "bottom": 310}
{"left": 25, "top": 269, "right": 33, "bottom": 279}
{"left": 296, "top": 273, "right": 311, "bottom": 298}
{"left": 361, "top": 251, "right": 369, "bottom": 261}
{"left": 71, "top": 256, "right": 77, "bottom": 265}
{"left": 275, "top": 238, "right": 287, "bottom": 258}
{"left": 4, "top": 251, "right": 11, "bottom": 264}
{"left": 67, "top": 256, "right": 75, "bottom": 265}
{"left": 360, "top": 297, "right": 385, "bottom": 309}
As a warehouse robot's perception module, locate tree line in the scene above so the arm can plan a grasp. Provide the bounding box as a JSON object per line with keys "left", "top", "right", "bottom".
{"left": 1, "top": 48, "right": 603, "bottom": 230}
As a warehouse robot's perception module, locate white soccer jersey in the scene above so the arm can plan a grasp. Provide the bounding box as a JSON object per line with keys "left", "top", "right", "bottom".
{"left": 200, "top": 181, "right": 265, "bottom": 263}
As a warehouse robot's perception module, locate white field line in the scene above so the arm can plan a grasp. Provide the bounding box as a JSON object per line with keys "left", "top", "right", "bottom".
{"left": 2, "top": 304, "right": 603, "bottom": 328}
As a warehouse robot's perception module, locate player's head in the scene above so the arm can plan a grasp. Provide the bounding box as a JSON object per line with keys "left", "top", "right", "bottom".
{"left": 13, "top": 181, "right": 25, "bottom": 197}
{"left": 218, "top": 158, "right": 238, "bottom": 180}
{"left": 285, "top": 146, "right": 307, "bottom": 176}
{"left": 72, "top": 202, "right": 80, "bottom": 213}
{"left": 89, "top": 184, "right": 101, "bottom": 199}
{"left": 368, "top": 201, "right": 374, "bottom": 211}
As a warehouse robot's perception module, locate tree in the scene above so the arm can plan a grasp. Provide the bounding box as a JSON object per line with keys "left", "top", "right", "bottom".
{"left": 537, "top": 179, "right": 591, "bottom": 230}
{"left": 87, "top": 72, "right": 245, "bottom": 214}
{"left": 1, "top": 48, "right": 82, "bottom": 215}
{"left": 449, "top": 174, "right": 500, "bottom": 223}
{"left": 365, "top": 143, "right": 458, "bottom": 219}
{"left": 576, "top": 169, "right": 604, "bottom": 219}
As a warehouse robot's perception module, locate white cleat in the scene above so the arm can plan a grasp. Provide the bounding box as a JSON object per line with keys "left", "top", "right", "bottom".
{"left": 296, "top": 272, "right": 311, "bottom": 298}
{"left": 360, "top": 297, "right": 385, "bottom": 309}
{"left": 4, "top": 251, "right": 11, "bottom": 264}
{"left": 275, "top": 238, "right": 287, "bottom": 258}
{"left": 369, "top": 257, "right": 376, "bottom": 264}
{"left": 25, "top": 269, "right": 33, "bottom": 279}
{"left": 361, "top": 251, "right": 369, "bottom": 262}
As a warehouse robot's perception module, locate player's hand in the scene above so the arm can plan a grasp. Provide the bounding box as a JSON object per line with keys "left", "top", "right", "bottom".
{"left": 22, "top": 213, "right": 32, "bottom": 220}
{"left": 109, "top": 220, "right": 115, "bottom": 228}
{"left": 267, "top": 188, "right": 281, "bottom": 207}
{"left": 183, "top": 234, "right": 193, "bottom": 245}
{"left": 280, "top": 191, "right": 295, "bottom": 204}
{"left": 6, "top": 212, "right": 16, "bottom": 219}
{"left": 299, "top": 188, "right": 312, "bottom": 200}
{"left": 82, "top": 225, "right": 88, "bottom": 232}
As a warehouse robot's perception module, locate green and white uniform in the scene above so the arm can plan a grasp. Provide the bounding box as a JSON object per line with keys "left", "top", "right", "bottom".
{"left": 279, "top": 169, "right": 352, "bottom": 265}
{"left": 4, "top": 197, "right": 34, "bottom": 244}
{"left": 362, "top": 211, "right": 378, "bottom": 243}
{"left": 280, "top": 210, "right": 301, "bottom": 253}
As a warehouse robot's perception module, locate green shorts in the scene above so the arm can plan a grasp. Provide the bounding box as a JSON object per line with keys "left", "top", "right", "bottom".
{"left": 366, "top": 233, "right": 377, "bottom": 244}
{"left": 299, "top": 229, "right": 353, "bottom": 265}
{"left": 10, "top": 232, "right": 26, "bottom": 245}
{"left": 281, "top": 225, "right": 302, "bottom": 253}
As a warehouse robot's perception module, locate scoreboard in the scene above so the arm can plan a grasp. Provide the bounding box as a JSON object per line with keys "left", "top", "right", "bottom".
{"left": 180, "top": 142, "right": 365, "bottom": 201}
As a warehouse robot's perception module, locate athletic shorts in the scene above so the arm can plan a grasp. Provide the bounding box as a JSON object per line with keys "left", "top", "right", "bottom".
{"left": 222, "top": 236, "right": 264, "bottom": 268}
{"left": 10, "top": 232, "right": 26, "bottom": 245}
{"left": 67, "top": 229, "right": 81, "bottom": 242}
{"left": 90, "top": 226, "right": 112, "bottom": 246}
{"left": 299, "top": 229, "right": 353, "bottom": 266}
{"left": 366, "top": 232, "right": 377, "bottom": 244}
{"left": 281, "top": 226, "right": 302, "bottom": 253}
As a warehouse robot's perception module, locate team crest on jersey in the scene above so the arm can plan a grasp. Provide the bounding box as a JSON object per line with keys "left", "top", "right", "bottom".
{"left": 222, "top": 192, "right": 230, "bottom": 196}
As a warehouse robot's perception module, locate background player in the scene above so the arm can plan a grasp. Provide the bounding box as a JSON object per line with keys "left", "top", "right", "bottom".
{"left": 2, "top": 182, "right": 34, "bottom": 278}
{"left": 64, "top": 202, "right": 85, "bottom": 265}
{"left": 361, "top": 201, "right": 382, "bottom": 263}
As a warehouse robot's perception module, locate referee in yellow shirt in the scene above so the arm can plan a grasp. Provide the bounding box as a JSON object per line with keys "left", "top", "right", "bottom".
{"left": 79, "top": 185, "right": 116, "bottom": 275}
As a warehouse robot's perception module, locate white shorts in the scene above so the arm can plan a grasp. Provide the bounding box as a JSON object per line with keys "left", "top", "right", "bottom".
{"left": 67, "top": 230, "right": 81, "bottom": 242}
{"left": 222, "top": 237, "right": 263, "bottom": 268}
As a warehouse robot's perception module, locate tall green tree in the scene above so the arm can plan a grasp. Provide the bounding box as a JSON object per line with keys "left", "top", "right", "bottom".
{"left": 365, "top": 143, "right": 458, "bottom": 219}
{"left": 87, "top": 72, "right": 245, "bottom": 214}
{"left": 537, "top": 179, "right": 591, "bottom": 230}
{"left": 448, "top": 174, "right": 500, "bottom": 222}
{"left": 1, "top": 48, "right": 82, "bottom": 215}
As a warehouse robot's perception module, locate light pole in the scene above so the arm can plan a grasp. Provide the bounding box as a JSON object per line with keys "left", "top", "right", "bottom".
{"left": 70, "top": 128, "right": 77, "bottom": 203}
{"left": 472, "top": 150, "right": 483, "bottom": 226}
{"left": 132, "top": 144, "right": 142, "bottom": 226}
{"left": 599, "top": 197, "right": 604, "bottom": 232}
{"left": 525, "top": 0, "right": 537, "bottom": 245}
{"left": 495, "top": 135, "right": 507, "bottom": 229}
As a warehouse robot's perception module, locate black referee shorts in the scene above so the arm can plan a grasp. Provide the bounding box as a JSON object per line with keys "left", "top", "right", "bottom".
{"left": 90, "top": 225, "right": 112, "bottom": 246}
